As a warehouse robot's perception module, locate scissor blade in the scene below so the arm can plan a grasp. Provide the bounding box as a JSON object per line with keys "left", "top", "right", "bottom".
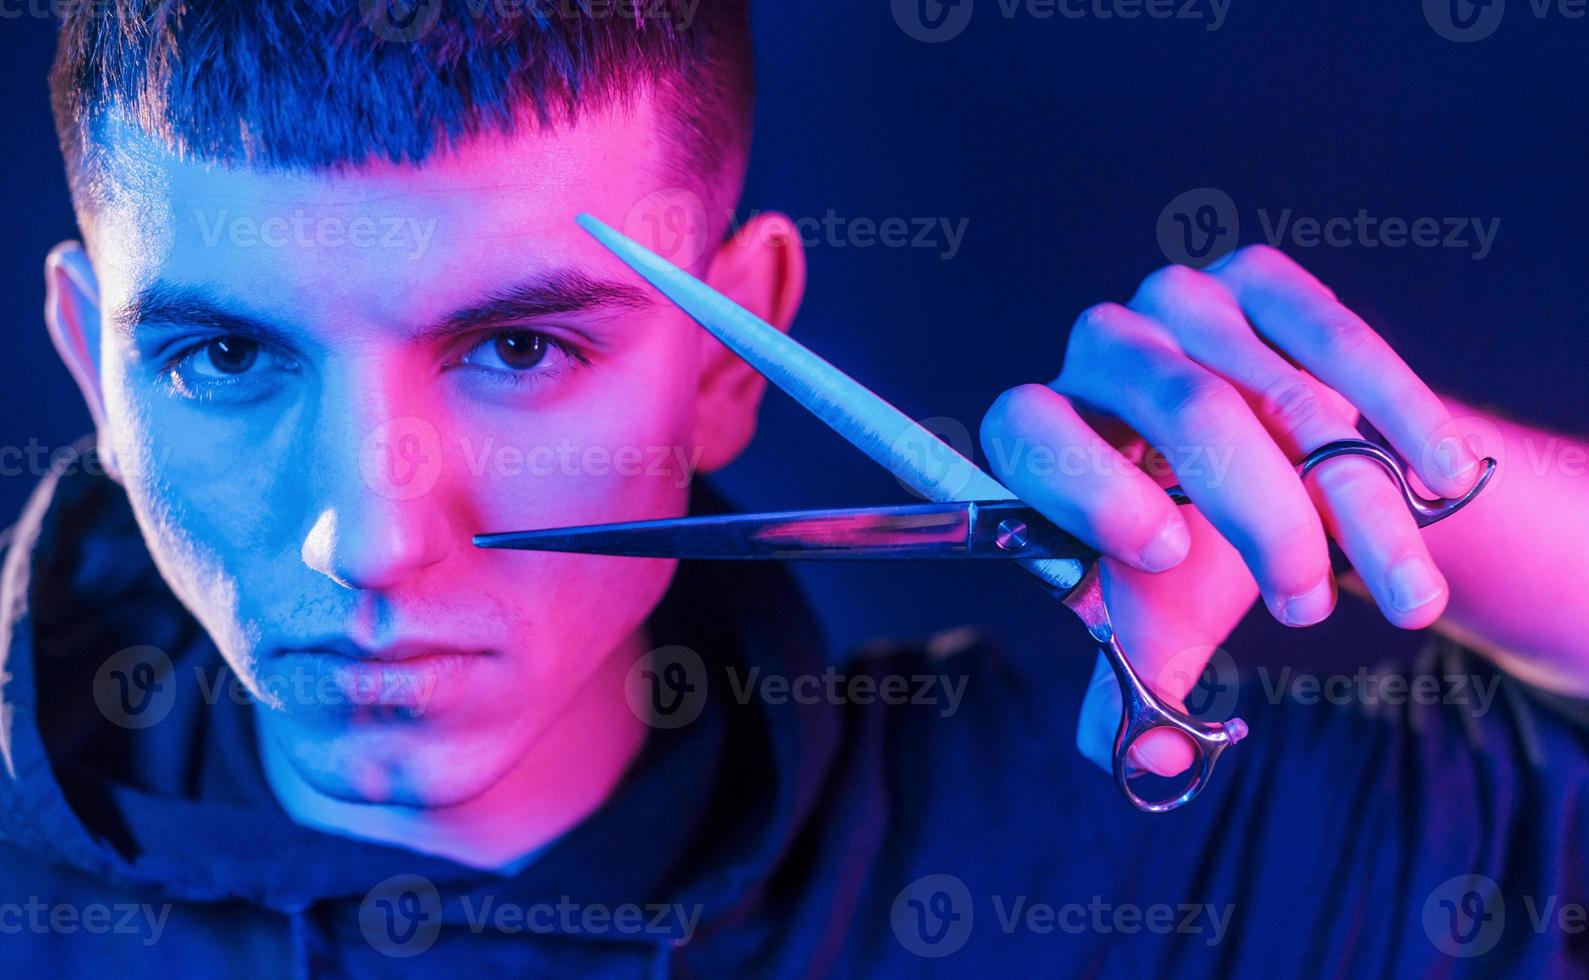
{"left": 576, "top": 213, "right": 1087, "bottom": 590}
{"left": 475, "top": 501, "right": 1099, "bottom": 561}
{"left": 476, "top": 504, "right": 974, "bottom": 559}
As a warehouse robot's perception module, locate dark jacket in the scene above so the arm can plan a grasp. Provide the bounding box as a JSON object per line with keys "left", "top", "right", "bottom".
{"left": 2, "top": 443, "right": 1586, "bottom": 977}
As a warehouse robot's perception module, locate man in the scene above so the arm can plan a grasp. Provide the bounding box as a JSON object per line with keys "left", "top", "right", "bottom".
{"left": 3, "top": 0, "right": 1584, "bottom": 974}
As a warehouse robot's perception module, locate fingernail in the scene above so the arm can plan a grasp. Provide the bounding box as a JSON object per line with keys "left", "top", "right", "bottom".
{"left": 1138, "top": 520, "right": 1191, "bottom": 572}
{"left": 1434, "top": 436, "right": 1478, "bottom": 484}
{"left": 1281, "top": 577, "right": 1334, "bottom": 627}
{"left": 1389, "top": 554, "right": 1443, "bottom": 613}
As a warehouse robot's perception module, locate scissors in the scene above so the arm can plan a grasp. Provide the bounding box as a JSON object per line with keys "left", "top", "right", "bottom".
{"left": 475, "top": 214, "right": 1497, "bottom": 813}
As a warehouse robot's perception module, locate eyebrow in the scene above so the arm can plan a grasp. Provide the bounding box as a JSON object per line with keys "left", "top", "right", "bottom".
{"left": 111, "top": 270, "right": 657, "bottom": 344}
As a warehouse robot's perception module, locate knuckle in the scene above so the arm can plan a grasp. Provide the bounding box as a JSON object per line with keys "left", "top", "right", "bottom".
{"left": 1308, "top": 454, "right": 1397, "bottom": 502}
{"left": 980, "top": 383, "right": 1049, "bottom": 446}
{"left": 1223, "top": 243, "right": 1288, "bottom": 279}
{"left": 1137, "top": 263, "right": 1208, "bottom": 304}
{"left": 1262, "top": 519, "right": 1330, "bottom": 587}
{"left": 1151, "top": 368, "right": 1243, "bottom": 432}
{"left": 1313, "top": 309, "right": 1376, "bottom": 360}
{"left": 1071, "top": 302, "right": 1131, "bottom": 344}
{"left": 1254, "top": 373, "right": 1333, "bottom": 435}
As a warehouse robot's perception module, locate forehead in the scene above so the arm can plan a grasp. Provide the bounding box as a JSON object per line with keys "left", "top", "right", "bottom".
{"left": 89, "top": 99, "right": 672, "bottom": 331}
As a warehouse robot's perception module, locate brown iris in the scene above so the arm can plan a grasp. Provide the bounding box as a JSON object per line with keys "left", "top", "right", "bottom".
{"left": 494, "top": 330, "right": 548, "bottom": 370}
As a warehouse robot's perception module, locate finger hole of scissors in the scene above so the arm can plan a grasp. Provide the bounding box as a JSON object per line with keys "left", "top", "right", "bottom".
{"left": 1115, "top": 725, "right": 1218, "bottom": 813}
{"left": 1122, "top": 726, "right": 1199, "bottom": 779}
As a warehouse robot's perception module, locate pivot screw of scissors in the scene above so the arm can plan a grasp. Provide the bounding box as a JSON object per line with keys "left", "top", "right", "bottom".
{"left": 994, "top": 519, "right": 1029, "bottom": 552}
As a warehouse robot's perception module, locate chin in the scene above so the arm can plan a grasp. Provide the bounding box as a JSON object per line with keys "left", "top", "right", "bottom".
{"left": 276, "top": 718, "right": 525, "bottom": 809}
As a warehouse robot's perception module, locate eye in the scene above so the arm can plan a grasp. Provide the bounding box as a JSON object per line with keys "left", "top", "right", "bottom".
{"left": 188, "top": 336, "right": 261, "bottom": 377}
{"left": 456, "top": 329, "right": 583, "bottom": 377}
{"left": 162, "top": 333, "right": 296, "bottom": 401}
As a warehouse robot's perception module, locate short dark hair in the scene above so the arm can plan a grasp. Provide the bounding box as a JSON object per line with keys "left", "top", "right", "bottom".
{"left": 50, "top": 0, "right": 752, "bottom": 215}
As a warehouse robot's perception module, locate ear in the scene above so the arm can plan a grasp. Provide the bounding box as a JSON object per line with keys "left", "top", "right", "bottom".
{"left": 691, "top": 212, "right": 807, "bottom": 472}
{"left": 44, "top": 241, "right": 121, "bottom": 482}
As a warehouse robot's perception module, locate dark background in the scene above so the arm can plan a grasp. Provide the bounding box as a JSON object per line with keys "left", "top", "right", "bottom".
{"left": 1, "top": 1, "right": 1584, "bottom": 671}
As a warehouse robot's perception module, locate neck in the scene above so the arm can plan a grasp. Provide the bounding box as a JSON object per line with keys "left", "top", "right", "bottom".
{"left": 258, "top": 629, "right": 650, "bottom": 872}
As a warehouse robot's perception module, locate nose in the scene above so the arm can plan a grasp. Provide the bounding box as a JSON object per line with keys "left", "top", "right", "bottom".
{"left": 301, "top": 501, "right": 450, "bottom": 592}
{"left": 299, "top": 385, "right": 453, "bottom": 592}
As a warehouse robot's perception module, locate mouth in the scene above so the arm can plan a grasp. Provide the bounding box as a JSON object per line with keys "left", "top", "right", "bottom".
{"left": 273, "top": 637, "right": 490, "bottom": 664}
{"left": 264, "top": 638, "right": 492, "bottom": 714}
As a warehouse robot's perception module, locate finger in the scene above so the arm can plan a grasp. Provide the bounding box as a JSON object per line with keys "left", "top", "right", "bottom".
{"left": 1305, "top": 455, "right": 1450, "bottom": 628}
{"left": 1209, "top": 245, "right": 1483, "bottom": 497}
{"left": 1056, "top": 303, "right": 1335, "bottom": 626}
{"left": 1129, "top": 263, "right": 1358, "bottom": 460}
{"left": 1130, "top": 264, "right": 1449, "bottom": 627}
{"left": 981, "top": 383, "right": 1190, "bottom": 573}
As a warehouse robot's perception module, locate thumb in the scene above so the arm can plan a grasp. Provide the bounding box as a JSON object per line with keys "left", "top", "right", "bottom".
{"left": 1076, "top": 651, "right": 1198, "bottom": 778}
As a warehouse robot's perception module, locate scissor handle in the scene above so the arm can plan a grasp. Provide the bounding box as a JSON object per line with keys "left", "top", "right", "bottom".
{"left": 1162, "top": 437, "right": 1497, "bottom": 527}
{"left": 1295, "top": 439, "right": 1496, "bottom": 527}
{"left": 1099, "top": 631, "right": 1249, "bottom": 813}
{"left": 1094, "top": 436, "right": 1490, "bottom": 812}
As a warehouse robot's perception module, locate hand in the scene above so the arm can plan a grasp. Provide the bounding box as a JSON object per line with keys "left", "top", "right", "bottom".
{"left": 979, "top": 245, "right": 1486, "bottom": 775}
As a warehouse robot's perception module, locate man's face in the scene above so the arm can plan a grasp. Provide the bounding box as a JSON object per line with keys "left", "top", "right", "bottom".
{"left": 68, "top": 100, "right": 749, "bottom": 807}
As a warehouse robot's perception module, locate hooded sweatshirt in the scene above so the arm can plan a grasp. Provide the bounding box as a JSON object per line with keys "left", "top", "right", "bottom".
{"left": 2, "top": 442, "right": 1586, "bottom": 977}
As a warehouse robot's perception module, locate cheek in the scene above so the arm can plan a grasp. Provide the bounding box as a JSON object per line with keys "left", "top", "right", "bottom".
{"left": 438, "top": 347, "right": 698, "bottom": 675}
{"left": 458, "top": 345, "right": 701, "bottom": 530}
{"left": 100, "top": 365, "right": 299, "bottom": 641}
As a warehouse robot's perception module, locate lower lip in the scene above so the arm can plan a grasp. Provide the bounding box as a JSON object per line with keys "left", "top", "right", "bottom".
{"left": 268, "top": 650, "right": 478, "bottom": 714}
